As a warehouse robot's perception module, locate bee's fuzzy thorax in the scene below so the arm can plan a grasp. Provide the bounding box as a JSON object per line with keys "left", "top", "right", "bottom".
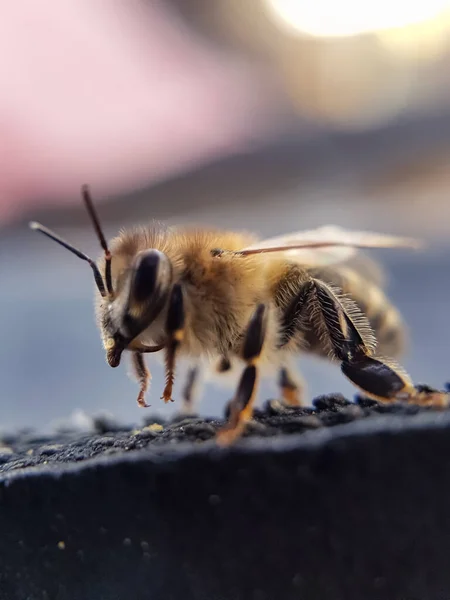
{"left": 97, "top": 225, "right": 282, "bottom": 360}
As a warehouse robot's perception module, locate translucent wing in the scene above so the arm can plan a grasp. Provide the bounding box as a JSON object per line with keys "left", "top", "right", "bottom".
{"left": 239, "top": 225, "right": 421, "bottom": 267}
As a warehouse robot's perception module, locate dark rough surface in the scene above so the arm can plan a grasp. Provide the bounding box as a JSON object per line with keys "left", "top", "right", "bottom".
{"left": 0, "top": 394, "right": 431, "bottom": 473}
{"left": 3, "top": 393, "right": 450, "bottom": 600}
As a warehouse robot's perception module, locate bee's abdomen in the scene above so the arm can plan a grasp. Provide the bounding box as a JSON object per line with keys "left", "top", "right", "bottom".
{"left": 361, "top": 286, "right": 406, "bottom": 358}
{"left": 312, "top": 267, "right": 406, "bottom": 358}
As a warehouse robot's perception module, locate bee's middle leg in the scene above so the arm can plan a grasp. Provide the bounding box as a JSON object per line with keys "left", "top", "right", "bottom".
{"left": 179, "top": 364, "right": 203, "bottom": 415}
{"left": 216, "top": 304, "right": 268, "bottom": 446}
{"left": 276, "top": 364, "right": 306, "bottom": 407}
{"left": 161, "top": 283, "right": 185, "bottom": 403}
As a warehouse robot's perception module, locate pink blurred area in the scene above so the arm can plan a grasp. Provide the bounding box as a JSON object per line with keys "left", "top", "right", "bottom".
{"left": 0, "top": 0, "right": 280, "bottom": 223}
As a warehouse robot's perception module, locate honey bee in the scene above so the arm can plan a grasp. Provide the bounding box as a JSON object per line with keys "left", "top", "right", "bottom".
{"left": 30, "top": 186, "right": 448, "bottom": 445}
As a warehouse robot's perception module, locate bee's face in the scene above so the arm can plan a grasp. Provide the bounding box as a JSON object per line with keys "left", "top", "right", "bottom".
{"left": 100, "top": 249, "right": 173, "bottom": 367}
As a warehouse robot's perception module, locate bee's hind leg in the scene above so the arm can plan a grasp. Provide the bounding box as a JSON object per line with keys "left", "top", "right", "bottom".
{"left": 274, "top": 281, "right": 314, "bottom": 408}
{"left": 216, "top": 304, "right": 268, "bottom": 446}
{"left": 309, "top": 278, "right": 449, "bottom": 408}
{"left": 341, "top": 358, "right": 449, "bottom": 407}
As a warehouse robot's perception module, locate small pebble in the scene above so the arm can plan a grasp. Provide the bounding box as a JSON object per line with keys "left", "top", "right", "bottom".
{"left": 146, "top": 423, "right": 164, "bottom": 433}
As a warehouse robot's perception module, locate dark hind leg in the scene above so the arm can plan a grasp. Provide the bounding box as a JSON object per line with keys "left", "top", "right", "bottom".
{"left": 308, "top": 278, "right": 450, "bottom": 406}
{"left": 274, "top": 282, "right": 313, "bottom": 407}
{"left": 280, "top": 277, "right": 449, "bottom": 407}
{"left": 216, "top": 304, "right": 268, "bottom": 446}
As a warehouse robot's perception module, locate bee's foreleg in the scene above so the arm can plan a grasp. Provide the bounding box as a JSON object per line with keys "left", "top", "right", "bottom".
{"left": 131, "top": 351, "right": 151, "bottom": 408}
{"left": 310, "top": 278, "right": 449, "bottom": 407}
{"left": 216, "top": 304, "right": 267, "bottom": 446}
{"left": 161, "top": 284, "right": 184, "bottom": 403}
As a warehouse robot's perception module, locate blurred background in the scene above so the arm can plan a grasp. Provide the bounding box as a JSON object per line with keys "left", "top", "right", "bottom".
{"left": 1, "top": 0, "right": 450, "bottom": 432}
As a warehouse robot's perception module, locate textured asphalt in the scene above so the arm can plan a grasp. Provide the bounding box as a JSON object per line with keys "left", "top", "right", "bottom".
{"left": 0, "top": 394, "right": 440, "bottom": 474}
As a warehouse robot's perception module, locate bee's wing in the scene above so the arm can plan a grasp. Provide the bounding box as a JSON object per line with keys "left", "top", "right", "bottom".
{"left": 240, "top": 225, "right": 421, "bottom": 267}
{"left": 339, "top": 252, "right": 387, "bottom": 288}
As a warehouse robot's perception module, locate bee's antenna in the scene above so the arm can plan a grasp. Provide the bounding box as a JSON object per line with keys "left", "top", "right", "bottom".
{"left": 81, "top": 185, "right": 113, "bottom": 295}
{"left": 29, "top": 221, "right": 107, "bottom": 297}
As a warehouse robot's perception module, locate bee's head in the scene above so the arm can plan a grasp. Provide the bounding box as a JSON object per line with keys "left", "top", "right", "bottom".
{"left": 30, "top": 185, "right": 171, "bottom": 367}
{"left": 100, "top": 248, "right": 173, "bottom": 367}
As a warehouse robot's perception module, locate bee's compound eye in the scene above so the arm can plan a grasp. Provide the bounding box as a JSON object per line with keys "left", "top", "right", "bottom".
{"left": 104, "top": 337, "right": 115, "bottom": 350}
{"left": 129, "top": 249, "right": 173, "bottom": 308}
